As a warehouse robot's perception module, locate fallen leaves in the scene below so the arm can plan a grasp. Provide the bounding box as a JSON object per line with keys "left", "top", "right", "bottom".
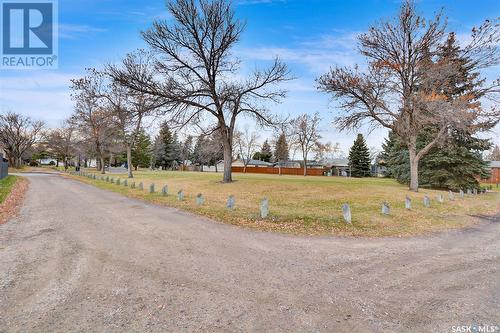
{"left": 0, "top": 177, "right": 29, "bottom": 224}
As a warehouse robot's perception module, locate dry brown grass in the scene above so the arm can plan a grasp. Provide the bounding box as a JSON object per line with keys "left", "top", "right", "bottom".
{"left": 69, "top": 169, "right": 500, "bottom": 237}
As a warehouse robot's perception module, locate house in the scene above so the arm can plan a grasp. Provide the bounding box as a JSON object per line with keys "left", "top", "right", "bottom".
{"left": 194, "top": 160, "right": 225, "bottom": 172}
{"left": 371, "top": 156, "right": 388, "bottom": 177}
{"left": 323, "top": 158, "right": 350, "bottom": 177}
{"left": 486, "top": 161, "right": 500, "bottom": 184}
{"left": 38, "top": 158, "right": 58, "bottom": 165}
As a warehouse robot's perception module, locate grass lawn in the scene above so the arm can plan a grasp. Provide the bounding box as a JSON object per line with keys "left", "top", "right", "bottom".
{"left": 0, "top": 176, "right": 18, "bottom": 204}
{"left": 68, "top": 169, "right": 500, "bottom": 237}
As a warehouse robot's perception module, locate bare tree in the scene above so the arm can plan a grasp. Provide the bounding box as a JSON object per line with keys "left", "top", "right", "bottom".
{"left": 70, "top": 70, "right": 116, "bottom": 174}
{"left": 234, "top": 127, "right": 259, "bottom": 172}
{"left": 314, "top": 142, "right": 333, "bottom": 163}
{"left": 107, "top": 0, "right": 291, "bottom": 183}
{"left": 104, "top": 51, "right": 165, "bottom": 178}
{"left": 290, "top": 113, "right": 322, "bottom": 176}
{"left": 0, "top": 111, "right": 45, "bottom": 168}
{"left": 318, "top": 1, "right": 499, "bottom": 191}
{"left": 46, "top": 121, "right": 77, "bottom": 171}
{"left": 488, "top": 144, "right": 500, "bottom": 161}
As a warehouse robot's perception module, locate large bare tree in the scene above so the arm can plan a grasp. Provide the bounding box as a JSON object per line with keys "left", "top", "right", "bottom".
{"left": 70, "top": 71, "right": 116, "bottom": 174}
{"left": 234, "top": 126, "right": 259, "bottom": 172}
{"left": 0, "top": 111, "right": 45, "bottom": 168}
{"left": 318, "top": 1, "right": 499, "bottom": 191}
{"left": 108, "top": 0, "right": 291, "bottom": 183}
{"left": 290, "top": 112, "right": 322, "bottom": 176}
{"left": 46, "top": 121, "right": 77, "bottom": 171}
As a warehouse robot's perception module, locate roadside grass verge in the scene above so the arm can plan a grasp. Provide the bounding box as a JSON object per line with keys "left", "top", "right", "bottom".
{"left": 67, "top": 169, "right": 500, "bottom": 237}
{"left": 0, "top": 175, "right": 29, "bottom": 224}
{"left": 0, "top": 176, "right": 17, "bottom": 203}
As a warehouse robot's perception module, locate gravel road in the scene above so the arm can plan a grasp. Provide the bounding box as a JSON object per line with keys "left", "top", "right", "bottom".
{"left": 0, "top": 173, "right": 499, "bottom": 332}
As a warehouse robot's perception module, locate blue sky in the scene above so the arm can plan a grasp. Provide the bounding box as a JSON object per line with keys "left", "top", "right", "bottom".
{"left": 1, "top": 0, "right": 499, "bottom": 155}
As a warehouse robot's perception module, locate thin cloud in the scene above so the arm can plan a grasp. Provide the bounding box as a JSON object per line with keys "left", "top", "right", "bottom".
{"left": 59, "top": 23, "right": 107, "bottom": 40}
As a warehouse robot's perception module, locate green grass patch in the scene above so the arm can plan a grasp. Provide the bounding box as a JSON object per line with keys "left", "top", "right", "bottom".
{"left": 69, "top": 169, "right": 500, "bottom": 237}
{"left": 0, "top": 176, "right": 17, "bottom": 204}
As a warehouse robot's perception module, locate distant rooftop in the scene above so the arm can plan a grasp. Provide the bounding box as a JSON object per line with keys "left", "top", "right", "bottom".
{"left": 236, "top": 159, "right": 273, "bottom": 166}
{"left": 323, "top": 158, "right": 350, "bottom": 167}
{"left": 489, "top": 161, "right": 500, "bottom": 168}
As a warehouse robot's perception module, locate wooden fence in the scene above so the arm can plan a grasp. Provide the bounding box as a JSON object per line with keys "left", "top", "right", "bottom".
{"left": 485, "top": 168, "right": 500, "bottom": 184}
{"left": 232, "top": 166, "right": 326, "bottom": 176}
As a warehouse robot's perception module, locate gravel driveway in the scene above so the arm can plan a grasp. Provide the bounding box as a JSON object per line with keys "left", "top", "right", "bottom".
{"left": 0, "top": 173, "right": 499, "bottom": 332}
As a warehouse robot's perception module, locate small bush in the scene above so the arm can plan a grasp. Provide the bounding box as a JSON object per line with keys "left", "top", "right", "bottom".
{"left": 29, "top": 161, "right": 39, "bottom": 167}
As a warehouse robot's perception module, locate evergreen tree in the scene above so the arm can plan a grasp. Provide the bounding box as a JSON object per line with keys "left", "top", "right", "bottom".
{"left": 169, "top": 134, "right": 182, "bottom": 168}
{"left": 381, "top": 131, "right": 409, "bottom": 180}
{"left": 274, "top": 132, "right": 289, "bottom": 162}
{"left": 179, "top": 135, "right": 194, "bottom": 165}
{"left": 154, "top": 122, "right": 175, "bottom": 169}
{"left": 192, "top": 136, "right": 206, "bottom": 166}
{"left": 382, "top": 130, "right": 490, "bottom": 190}
{"left": 131, "top": 128, "right": 152, "bottom": 170}
{"left": 348, "top": 134, "right": 371, "bottom": 177}
{"left": 260, "top": 140, "right": 272, "bottom": 162}
{"left": 253, "top": 140, "right": 272, "bottom": 162}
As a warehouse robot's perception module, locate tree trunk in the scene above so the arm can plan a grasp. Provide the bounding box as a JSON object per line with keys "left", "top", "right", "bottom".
{"left": 303, "top": 159, "right": 307, "bottom": 176}
{"left": 222, "top": 141, "right": 233, "bottom": 183}
{"left": 126, "top": 145, "right": 133, "bottom": 178}
{"left": 408, "top": 145, "right": 419, "bottom": 192}
{"left": 100, "top": 156, "right": 105, "bottom": 174}
{"left": 6, "top": 152, "right": 14, "bottom": 167}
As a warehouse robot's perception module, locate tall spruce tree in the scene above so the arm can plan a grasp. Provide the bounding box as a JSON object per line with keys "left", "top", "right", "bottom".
{"left": 131, "top": 128, "right": 152, "bottom": 170}
{"left": 154, "top": 122, "right": 175, "bottom": 169}
{"left": 348, "top": 134, "right": 371, "bottom": 177}
{"left": 179, "top": 135, "right": 194, "bottom": 166}
{"left": 274, "top": 132, "right": 289, "bottom": 162}
{"left": 259, "top": 140, "right": 272, "bottom": 162}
